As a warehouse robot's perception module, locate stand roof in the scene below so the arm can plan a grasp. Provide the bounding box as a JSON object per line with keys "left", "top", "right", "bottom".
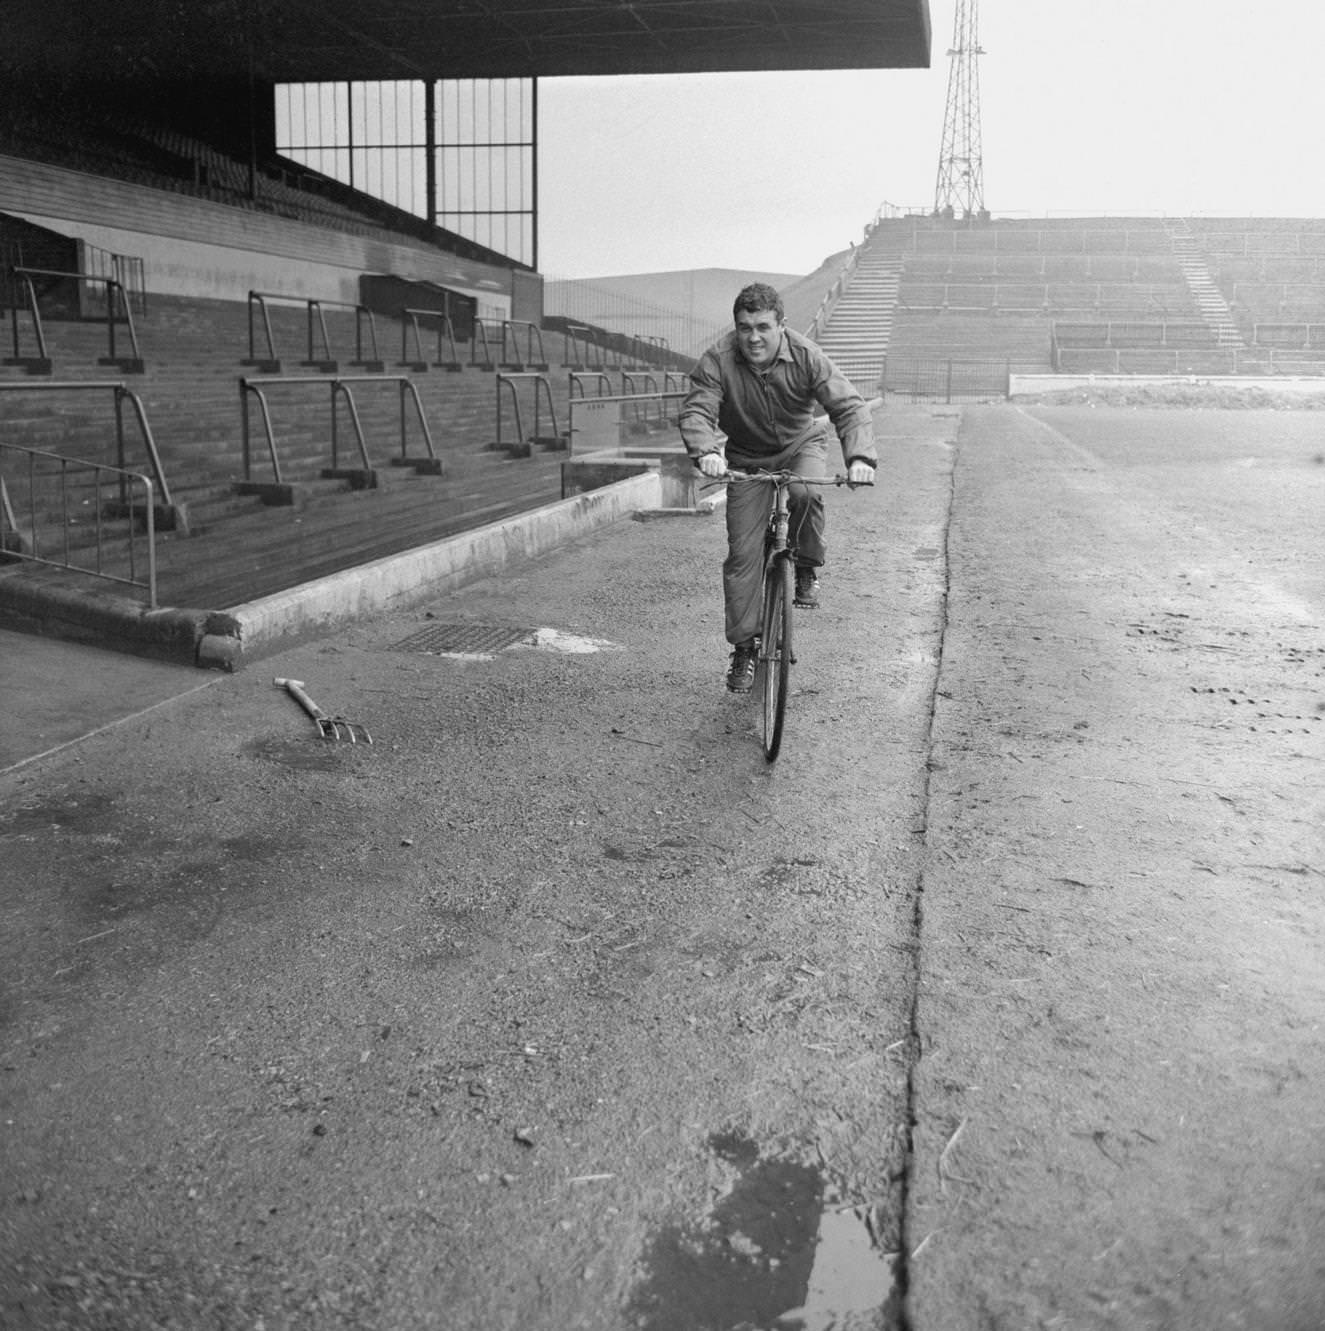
{"left": 9, "top": 1, "right": 931, "bottom": 84}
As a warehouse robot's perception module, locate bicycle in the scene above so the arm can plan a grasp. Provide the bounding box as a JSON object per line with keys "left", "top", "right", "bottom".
{"left": 724, "top": 470, "right": 865, "bottom": 762}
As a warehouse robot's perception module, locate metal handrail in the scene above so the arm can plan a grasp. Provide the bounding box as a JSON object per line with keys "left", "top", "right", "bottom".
{"left": 7, "top": 267, "right": 144, "bottom": 372}
{"left": 244, "top": 290, "right": 285, "bottom": 368}
{"left": 494, "top": 372, "right": 562, "bottom": 453}
{"left": 803, "top": 203, "right": 898, "bottom": 341}
{"left": 0, "top": 442, "right": 157, "bottom": 605}
{"left": 563, "top": 324, "right": 606, "bottom": 370}
{"left": 81, "top": 244, "right": 147, "bottom": 316}
{"left": 566, "top": 391, "right": 687, "bottom": 456}
{"left": 6, "top": 273, "right": 49, "bottom": 369}
{"left": 624, "top": 334, "right": 652, "bottom": 368}
{"left": 0, "top": 380, "right": 177, "bottom": 516}
{"left": 498, "top": 319, "right": 549, "bottom": 370}
{"left": 238, "top": 374, "right": 436, "bottom": 485}
{"left": 400, "top": 307, "right": 463, "bottom": 371}
{"left": 621, "top": 370, "right": 660, "bottom": 395}
{"left": 807, "top": 249, "right": 861, "bottom": 341}
{"left": 569, "top": 370, "right": 614, "bottom": 398}
{"left": 307, "top": 298, "right": 384, "bottom": 371}
{"left": 244, "top": 291, "right": 385, "bottom": 372}
{"left": 620, "top": 371, "right": 664, "bottom": 428}
{"left": 471, "top": 319, "right": 499, "bottom": 370}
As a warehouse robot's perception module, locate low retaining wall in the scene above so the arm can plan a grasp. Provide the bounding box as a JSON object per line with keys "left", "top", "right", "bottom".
{"left": 216, "top": 469, "right": 662, "bottom": 662}
{"left": 0, "top": 578, "right": 212, "bottom": 664}
{"left": 1, "top": 471, "right": 662, "bottom": 668}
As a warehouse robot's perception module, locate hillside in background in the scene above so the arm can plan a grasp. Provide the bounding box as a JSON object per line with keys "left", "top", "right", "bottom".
{"left": 563, "top": 267, "right": 800, "bottom": 333}
{"left": 777, "top": 248, "right": 854, "bottom": 332}
{"left": 548, "top": 248, "right": 854, "bottom": 355}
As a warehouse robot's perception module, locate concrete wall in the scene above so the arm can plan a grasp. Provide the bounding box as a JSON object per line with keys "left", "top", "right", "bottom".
{"left": 0, "top": 154, "right": 513, "bottom": 317}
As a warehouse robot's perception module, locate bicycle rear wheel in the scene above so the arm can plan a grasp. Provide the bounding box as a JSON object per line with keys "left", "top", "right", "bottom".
{"left": 760, "top": 556, "right": 793, "bottom": 761}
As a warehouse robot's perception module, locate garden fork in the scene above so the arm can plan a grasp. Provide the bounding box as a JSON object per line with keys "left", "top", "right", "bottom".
{"left": 274, "top": 677, "right": 372, "bottom": 744}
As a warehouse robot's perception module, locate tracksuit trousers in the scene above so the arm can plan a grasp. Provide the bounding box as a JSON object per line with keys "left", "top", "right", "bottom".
{"left": 723, "top": 434, "right": 828, "bottom": 645}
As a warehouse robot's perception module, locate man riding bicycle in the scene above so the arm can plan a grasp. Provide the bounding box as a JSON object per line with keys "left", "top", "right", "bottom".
{"left": 679, "top": 282, "right": 879, "bottom": 693}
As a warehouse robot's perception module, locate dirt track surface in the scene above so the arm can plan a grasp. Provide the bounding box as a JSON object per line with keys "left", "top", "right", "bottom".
{"left": 1, "top": 402, "right": 1322, "bottom": 1329}
{"left": 911, "top": 405, "right": 1324, "bottom": 1329}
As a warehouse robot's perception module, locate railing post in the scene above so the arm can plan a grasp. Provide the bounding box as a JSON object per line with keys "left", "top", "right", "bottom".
{"left": 244, "top": 292, "right": 284, "bottom": 371}
{"left": 494, "top": 374, "right": 530, "bottom": 455}
{"left": 402, "top": 313, "right": 420, "bottom": 370}
{"left": 118, "top": 386, "right": 177, "bottom": 518}
{"left": 438, "top": 314, "right": 460, "bottom": 371}
{"left": 533, "top": 375, "right": 561, "bottom": 447}
{"left": 11, "top": 274, "right": 51, "bottom": 372}
{"left": 113, "top": 386, "right": 128, "bottom": 510}
{"left": 104, "top": 277, "right": 118, "bottom": 363}
{"left": 143, "top": 478, "right": 157, "bottom": 608}
{"left": 240, "top": 378, "right": 252, "bottom": 481}
{"left": 351, "top": 306, "right": 384, "bottom": 371}
{"left": 329, "top": 376, "right": 339, "bottom": 471}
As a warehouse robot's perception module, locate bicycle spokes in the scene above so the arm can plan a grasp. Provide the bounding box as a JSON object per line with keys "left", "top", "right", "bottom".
{"left": 760, "top": 558, "right": 793, "bottom": 761}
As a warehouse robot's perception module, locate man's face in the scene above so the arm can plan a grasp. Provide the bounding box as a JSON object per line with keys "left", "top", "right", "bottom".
{"left": 735, "top": 307, "right": 784, "bottom": 369}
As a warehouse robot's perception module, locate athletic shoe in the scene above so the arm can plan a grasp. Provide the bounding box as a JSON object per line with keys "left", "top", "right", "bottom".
{"left": 725, "top": 638, "right": 759, "bottom": 693}
{"left": 794, "top": 567, "right": 821, "bottom": 609}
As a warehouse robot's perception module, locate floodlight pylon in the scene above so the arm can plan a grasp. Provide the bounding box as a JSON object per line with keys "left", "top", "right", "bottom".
{"left": 933, "top": 0, "right": 986, "bottom": 219}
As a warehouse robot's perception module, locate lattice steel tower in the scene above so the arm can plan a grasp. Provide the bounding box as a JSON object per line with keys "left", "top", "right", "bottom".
{"left": 933, "top": 0, "right": 986, "bottom": 218}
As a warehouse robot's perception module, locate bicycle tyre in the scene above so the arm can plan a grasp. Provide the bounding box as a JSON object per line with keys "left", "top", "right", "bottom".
{"left": 760, "top": 556, "right": 793, "bottom": 761}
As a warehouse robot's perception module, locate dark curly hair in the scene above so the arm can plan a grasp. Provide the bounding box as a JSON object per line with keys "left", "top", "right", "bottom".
{"left": 733, "top": 283, "right": 784, "bottom": 323}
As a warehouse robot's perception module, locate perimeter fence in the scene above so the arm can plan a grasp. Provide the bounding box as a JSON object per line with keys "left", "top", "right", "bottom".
{"left": 882, "top": 357, "right": 1029, "bottom": 402}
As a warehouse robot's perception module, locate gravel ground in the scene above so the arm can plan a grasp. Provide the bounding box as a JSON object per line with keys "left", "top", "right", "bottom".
{"left": 1, "top": 400, "right": 1322, "bottom": 1330}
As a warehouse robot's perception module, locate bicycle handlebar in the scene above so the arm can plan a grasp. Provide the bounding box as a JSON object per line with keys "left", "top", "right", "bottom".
{"left": 717, "top": 470, "right": 872, "bottom": 487}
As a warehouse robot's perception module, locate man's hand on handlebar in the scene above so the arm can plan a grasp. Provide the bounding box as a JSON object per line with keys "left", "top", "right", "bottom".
{"left": 846, "top": 461, "right": 875, "bottom": 488}
{"left": 696, "top": 451, "right": 728, "bottom": 478}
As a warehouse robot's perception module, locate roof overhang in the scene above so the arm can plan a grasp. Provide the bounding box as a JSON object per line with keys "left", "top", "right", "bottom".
{"left": 7, "top": 1, "right": 931, "bottom": 86}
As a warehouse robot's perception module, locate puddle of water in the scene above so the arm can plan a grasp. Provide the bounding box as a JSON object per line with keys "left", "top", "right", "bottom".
{"left": 0, "top": 791, "right": 119, "bottom": 835}
{"left": 778, "top": 1206, "right": 894, "bottom": 1330}
{"left": 628, "top": 1131, "right": 895, "bottom": 1331}
{"left": 243, "top": 736, "right": 343, "bottom": 771}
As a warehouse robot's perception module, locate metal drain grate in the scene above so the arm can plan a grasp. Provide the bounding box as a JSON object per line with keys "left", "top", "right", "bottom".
{"left": 388, "top": 622, "right": 531, "bottom": 655}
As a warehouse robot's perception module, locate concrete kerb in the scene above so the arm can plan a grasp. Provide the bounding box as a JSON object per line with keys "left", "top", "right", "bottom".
{"left": 0, "top": 472, "right": 663, "bottom": 670}
{"left": 208, "top": 469, "right": 663, "bottom": 666}
{"left": 0, "top": 576, "right": 210, "bottom": 666}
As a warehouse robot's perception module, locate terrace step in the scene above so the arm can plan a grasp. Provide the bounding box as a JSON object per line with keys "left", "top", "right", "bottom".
{"left": 0, "top": 292, "right": 640, "bottom": 611}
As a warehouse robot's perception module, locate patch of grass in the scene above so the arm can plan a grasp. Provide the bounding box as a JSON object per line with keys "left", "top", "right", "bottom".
{"left": 1017, "top": 383, "right": 1325, "bottom": 410}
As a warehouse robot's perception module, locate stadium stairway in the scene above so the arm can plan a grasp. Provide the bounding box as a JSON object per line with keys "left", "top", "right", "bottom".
{"left": 812, "top": 248, "right": 900, "bottom": 392}
{"left": 0, "top": 294, "right": 625, "bottom": 620}
{"left": 1165, "top": 218, "right": 1244, "bottom": 347}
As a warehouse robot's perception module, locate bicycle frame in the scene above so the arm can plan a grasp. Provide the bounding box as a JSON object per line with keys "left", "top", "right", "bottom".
{"left": 723, "top": 470, "right": 850, "bottom": 760}
{"left": 725, "top": 468, "right": 849, "bottom": 552}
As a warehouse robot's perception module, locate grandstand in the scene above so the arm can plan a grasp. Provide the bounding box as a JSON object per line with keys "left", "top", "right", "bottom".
{"left": 0, "top": 111, "right": 700, "bottom": 646}
{"left": 3, "top": 0, "right": 1325, "bottom": 660}
{"left": 859, "top": 213, "right": 1325, "bottom": 395}
{"left": 0, "top": 91, "right": 893, "bottom": 661}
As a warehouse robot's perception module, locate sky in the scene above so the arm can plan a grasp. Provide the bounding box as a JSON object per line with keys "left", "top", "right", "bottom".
{"left": 536, "top": 0, "right": 1325, "bottom": 279}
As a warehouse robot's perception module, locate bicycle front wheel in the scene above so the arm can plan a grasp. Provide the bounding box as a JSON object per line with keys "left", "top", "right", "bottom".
{"left": 760, "top": 556, "right": 793, "bottom": 761}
